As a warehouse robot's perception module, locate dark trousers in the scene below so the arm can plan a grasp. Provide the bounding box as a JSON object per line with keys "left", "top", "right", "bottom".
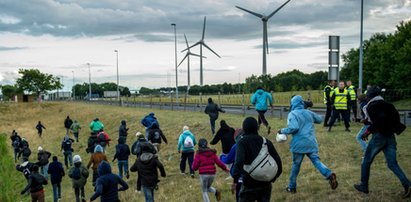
{"left": 209, "top": 118, "right": 216, "bottom": 134}
{"left": 348, "top": 101, "right": 358, "bottom": 120}
{"left": 324, "top": 104, "right": 332, "bottom": 126}
{"left": 328, "top": 109, "right": 350, "bottom": 130}
{"left": 239, "top": 183, "right": 272, "bottom": 202}
{"left": 256, "top": 110, "right": 269, "bottom": 127}
{"left": 74, "top": 186, "right": 85, "bottom": 202}
{"left": 92, "top": 169, "right": 98, "bottom": 187}
{"left": 180, "top": 151, "right": 194, "bottom": 174}
{"left": 31, "top": 190, "right": 45, "bottom": 202}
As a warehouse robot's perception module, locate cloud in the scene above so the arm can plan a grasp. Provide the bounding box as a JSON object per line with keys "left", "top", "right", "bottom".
{"left": 0, "top": 71, "right": 19, "bottom": 85}
{"left": 0, "top": 46, "right": 27, "bottom": 51}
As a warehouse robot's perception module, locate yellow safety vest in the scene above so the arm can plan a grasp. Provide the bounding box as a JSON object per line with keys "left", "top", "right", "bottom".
{"left": 323, "top": 85, "right": 334, "bottom": 104}
{"left": 334, "top": 88, "right": 348, "bottom": 110}
{"left": 347, "top": 85, "right": 356, "bottom": 101}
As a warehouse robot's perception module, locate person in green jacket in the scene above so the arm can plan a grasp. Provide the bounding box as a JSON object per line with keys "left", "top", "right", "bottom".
{"left": 89, "top": 118, "right": 104, "bottom": 134}
{"left": 70, "top": 120, "right": 82, "bottom": 142}
{"left": 69, "top": 155, "right": 89, "bottom": 202}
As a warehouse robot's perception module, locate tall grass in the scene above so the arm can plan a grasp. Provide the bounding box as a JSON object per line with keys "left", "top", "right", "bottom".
{"left": 0, "top": 102, "right": 410, "bottom": 201}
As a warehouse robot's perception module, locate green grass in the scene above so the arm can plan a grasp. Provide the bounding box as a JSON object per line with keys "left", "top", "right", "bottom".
{"left": 393, "top": 99, "right": 411, "bottom": 110}
{"left": 0, "top": 102, "right": 410, "bottom": 201}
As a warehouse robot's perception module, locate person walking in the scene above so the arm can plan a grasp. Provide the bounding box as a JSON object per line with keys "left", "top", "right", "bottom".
{"left": 210, "top": 120, "right": 235, "bottom": 155}
{"left": 70, "top": 120, "right": 82, "bottom": 142}
{"left": 87, "top": 145, "right": 108, "bottom": 187}
{"left": 354, "top": 87, "right": 410, "bottom": 198}
{"left": 69, "top": 155, "right": 89, "bottom": 202}
{"left": 250, "top": 87, "right": 273, "bottom": 134}
{"left": 323, "top": 80, "right": 336, "bottom": 127}
{"left": 328, "top": 81, "right": 351, "bottom": 132}
{"left": 86, "top": 132, "right": 98, "bottom": 154}
{"left": 141, "top": 112, "right": 159, "bottom": 138}
{"left": 112, "top": 136, "right": 131, "bottom": 179}
{"left": 355, "top": 94, "right": 370, "bottom": 153}
{"left": 61, "top": 135, "right": 75, "bottom": 169}
{"left": 147, "top": 123, "right": 168, "bottom": 152}
{"left": 37, "top": 146, "right": 51, "bottom": 179}
{"left": 89, "top": 161, "right": 129, "bottom": 202}
{"left": 177, "top": 126, "right": 197, "bottom": 178}
{"left": 16, "top": 157, "right": 35, "bottom": 181}
{"left": 232, "top": 117, "right": 282, "bottom": 202}
{"left": 11, "top": 131, "right": 22, "bottom": 162}
{"left": 18, "top": 139, "right": 31, "bottom": 161}
{"left": 279, "top": 95, "right": 338, "bottom": 193}
{"left": 47, "top": 156, "right": 65, "bottom": 202}
{"left": 89, "top": 118, "right": 104, "bottom": 134}
{"left": 118, "top": 120, "right": 129, "bottom": 140}
{"left": 97, "top": 129, "right": 110, "bottom": 152}
{"left": 36, "top": 121, "right": 46, "bottom": 138}
{"left": 204, "top": 97, "right": 225, "bottom": 134}
{"left": 64, "top": 116, "right": 73, "bottom": 134}
{"left": 192, "top": 138, "right": 229, "bottom": 202}
{"left": 20, "top": 165, "right": 48, "bottom": 202}
{"left": 346, "top": 80, "right": 358, "bottom": 121}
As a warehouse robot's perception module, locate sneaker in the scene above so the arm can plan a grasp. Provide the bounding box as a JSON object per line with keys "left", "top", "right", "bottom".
{"left": 354, "top": 184, "right": 369, "bottom": 194}
{"left": 155, "top": 185, "right": 159, "bottom": 190}
{"left": 181, "top": 172, "right": 186, "bottom": 175}
{"left": 190, "top": 174, "right": 195, "bottom": 178}
{"left": 81, "top": 198, "right": 86, "bottom": 202}
{"left": 267, "top": 126, "right": 271, "bottom": 135}
{"left": 345, "top": 128, "right": 351, "bottom": 132}
{"left": 135, "top": 190, "right": 141, "bottom": 194}
{"left": 286, "top": 187, "right": 297, "bottom": 194}
{"left": 328, "top": 173, "right": 338, "bottom": 190}
{"left": 215, "top": 190, "right": 222, "bottom": 201}
{"left": 126, "top": 172, "right": 130, "bottom": 179}
{"left": 403, "top": 186, "right": 411, "bottom": 198}
{"left": 327, "top": 127, "right": 331, "bottom": 132}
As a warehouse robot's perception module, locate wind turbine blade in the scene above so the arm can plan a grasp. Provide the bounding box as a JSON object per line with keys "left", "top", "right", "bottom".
{"left": 184, "top": 34, "right": 189, "bottom": 48}
{"left": 177, "top": 54, "right": 189, "bottom": 67}
{"left": 189, "top": 53, "right": 206, "bottom": 58}
{"left": 181, "top": 41, "right": 201, "bottom": 52}
{"left": 202, "top": 43, "right": 221, "bottom": 58}
{"left": 235, "top": 6, "right": 263, "bottom": 18}
{"left": 267, "top": 0, "right": 291, "bottom": 19}
{"left": 202, "top": 16, "right": 206, "bottom": 40}
{"left": 265, "top": 29, "right": 269, "bottom": 54}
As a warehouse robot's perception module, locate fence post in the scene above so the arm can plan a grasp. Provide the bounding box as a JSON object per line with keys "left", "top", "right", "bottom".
{"left": 200, "top": 92, "right": 203, "bottom": 112}
{"left": 270, "top": 91, "right": 274, "bottom": 118}
{"left": 171, "top": 95, "right": 174, "bottom": 111}
{"left": 218, "top": 92, "right": 221, "bottom": 106}
{"left": 242, "top": 92, "right": 245, "bottom": 117}
{"left": 280, "top": 107, "right": 283, "bottom": 120}
{"left": 184, "top": 93, "right": 187, "bottom": 111}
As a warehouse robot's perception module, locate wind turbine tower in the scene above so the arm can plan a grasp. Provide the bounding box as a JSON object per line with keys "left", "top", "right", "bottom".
{"left": 178, "top": 34, "right": 204, "bottom": 93}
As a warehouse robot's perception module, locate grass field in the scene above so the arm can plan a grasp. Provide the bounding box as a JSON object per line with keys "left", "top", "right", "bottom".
{"left": 0, "top": 102, "right": 410, "bottom": 202}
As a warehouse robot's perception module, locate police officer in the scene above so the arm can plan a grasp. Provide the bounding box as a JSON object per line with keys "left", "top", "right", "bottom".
{"left": 346, "top": 80, "right": 357, "bottom": 122}
{"left": 328, "top": 81, "right": 351, "bottom": 132}
{"left": 323, "top": 80, "right": 336, "bottom": 127}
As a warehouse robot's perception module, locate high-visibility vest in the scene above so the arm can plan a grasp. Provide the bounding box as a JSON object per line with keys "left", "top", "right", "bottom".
{"left": 347, "top": 85, "right": 356, "bottom": 101}
{"left": 323, "top": 85, "right": 334, "bottom": 104}
{"left": 334, "top": 88, "right": 348, "bottom": 110}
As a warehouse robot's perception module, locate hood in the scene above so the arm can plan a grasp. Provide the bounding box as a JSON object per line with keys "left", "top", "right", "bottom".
{"left": 290, "top": 95, "right": 305, "bottom": 111}
{"left": 149, "top": 112, "right": 155, "bottom": 117}
{"left": 74, "top": 162, "right": 82, "bottom": 167}
{"left": 97, "top": 161, "right": 112, "bottom": 176}
{"left": 208, "top": 97, "right": 213, "bottom": 104}
{"left": 121, "top": 120, "right": 126, "bottom": 125}
{"left": 182, "top": 130, "right": 193, "bottom": 137}
{"left": 242, "top": 117, "right": 258, "bottom": 134}
{"left": 255, "top": 89, "right": 264, "bottom": 95}
{"left": 139, "top": 153, "right": 154, "bottom": 164}
{"left": 94, "top": 118, "right": 99, "bottom": 122}
{"left": 197, "top": 148, "right": 216, "bottom": 156}
{"left": 219, "top": 120, "right": 230, "bottom": 130}
{"left": 118, "top": 136, "right": 126, "bottom": 144}
{"left": 94, "top": 145, "right": 103, "bottom": 153}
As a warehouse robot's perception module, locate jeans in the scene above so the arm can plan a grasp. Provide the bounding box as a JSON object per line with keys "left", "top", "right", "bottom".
{"left": 200, "top": 175, "right": 216, "bottom": 202}
{"left": 64, "top": 151, "right": 73, "bottom": 168}
{"left": 239, "top": 183, "right": 271, "bottom": 202}
{"left": 256, "top": 110, "right": 269, "bottom": 127}
{"left": 356, "top": 125, "right": 369, "bottom": 152}
{"left": 324, "top": 104, "right": 332, "bottom": 126}
{"left": 209, "top": 118, "right": 216, "bottom": 134}
{"left": 52, "top": 183, "right": 61, "bottom": 202}
{"left": 360, "top": 133, "right": 410, "bottom": 189}
{"left": 40, "top": 164, "right": 49, "bottom": 180}
{"left": 328, "top": 109, "right": 350, "bottom": 130}
{"left": 288, "top": 152, "right": 332, "bottom": 189}
{"left": 74, "top": 186, "right": 85, "bottom": 202}
{"left": 118, "top": 160, "right": 129, "bottom": 178}
{"left": 180, "top": 151, "right": 194, "bottom": 174}
{"left": 73, "top": 132, "right": 79, "bottom": 142}
{"left": 142, "top": 186, "right": 155, "bottom": 202}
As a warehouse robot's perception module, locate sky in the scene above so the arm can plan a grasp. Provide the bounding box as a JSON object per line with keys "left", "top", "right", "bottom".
{"left": 0, "top": 0, "right": 410, "bottom": 91}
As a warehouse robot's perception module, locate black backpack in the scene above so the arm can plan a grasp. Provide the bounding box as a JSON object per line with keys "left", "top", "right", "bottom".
{"left": 71, "top": 167, "right": 82, "bottom": 180}
{"left": 22, "top": 147, "right": 31, "bottom": 157}
{"left": 12, "top": 140, "right": 20, "bottom": 149}
{"left": 98, "top": 133, "right": 107, "bottom": 146}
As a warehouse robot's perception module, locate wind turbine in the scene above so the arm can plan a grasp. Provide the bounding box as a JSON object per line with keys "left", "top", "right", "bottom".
{"left": 236, "top": 0, "right": 291, "bottom": 75}
{"left": 178, "top": 34, "right": 204, "bottom": 93}
{"left": 182, "top": 16, "right": 220, "bottom": 86}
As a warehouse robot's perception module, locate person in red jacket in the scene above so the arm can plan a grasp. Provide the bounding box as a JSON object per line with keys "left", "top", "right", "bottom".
{"left": 192, "top": 138, "right": 229, "bottom": 202}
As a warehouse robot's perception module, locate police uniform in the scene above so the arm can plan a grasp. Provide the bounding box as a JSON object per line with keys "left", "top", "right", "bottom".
{"left": 328, "top": 88, "right": 351, "bottom": 132}
{"left": 347, "top": 85, "right": 357, "bottom": 121}
{"left": 323, "top": 84, "right": 334, "bottom": 126}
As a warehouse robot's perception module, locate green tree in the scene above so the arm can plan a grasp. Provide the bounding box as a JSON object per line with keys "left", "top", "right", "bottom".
{"left": 1, "top": 85, "right": 21, "bottom": 100}
{"left": 16, "top": 69, "right": 62, "bottom": 99}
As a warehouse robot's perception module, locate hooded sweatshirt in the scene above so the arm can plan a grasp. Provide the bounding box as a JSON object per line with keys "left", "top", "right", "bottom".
{"left": 113, "top": 137, "right": 130, "bottom": 161}
{"left": 210, "top": 121, "right": 235, "bottom": 154}
{"left": 141, "top": 113, "right": 159, "bottom": 129}
{"left": 204, "top": 98, "right": 224, "bottom": 120}
{"left": 251, "top": 89, "right": 273, "bottom": 111}
{"left": 89, "top": 119, "right": 104, "bottom": 132}
{"left": 90, "top": 161, "right": 129, "bottom": 202}
{"left": 177, "top": 130, "right": 197, "bottom": 153}
{"left": 48, "top": 159, "right": 65, "bottom": 184}
{"left": 119, "top": 120, "right": 128, "bottom": 137}
{"left": 130, "top": 153, "right": 166, "bottom": 187}
{"left": 87, "top": 145, "right": 108, "bottom": 171}
{"left": 280, "top": 95, "right": 322, "bottom": 153}
{"left": 192, "top": 148, "right": 228, "bottom": 175}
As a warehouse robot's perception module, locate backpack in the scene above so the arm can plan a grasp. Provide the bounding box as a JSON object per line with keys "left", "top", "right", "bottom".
{"left": 98, "top": 132, "right": 107, "bottom": 146}
{"left": 12, "top": 140, "right": 20, "bottom": 149}
{"left": 243, "top": 137, "right": 278, "bottom": 182}
{"left": 22, "top": 147, "right": 31, "bottom": 157}
{"left": 71, "top": 166, "right": 82, "bottom": 180}
{"left": 63, "top": 139, "right": 73, "bottom": 151}
{"left": 183, "top": 136, "right": 194, "bottom": 148}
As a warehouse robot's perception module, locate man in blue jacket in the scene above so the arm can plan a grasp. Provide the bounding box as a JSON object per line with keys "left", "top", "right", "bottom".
{"left": 251, "top": 87, "right": 273, "bottom": 134}
{"left": 141, "top": 113, "right": 159, "bottom": 138}
{"left": 279, "top": 95, "right": 338, "bottom": 193}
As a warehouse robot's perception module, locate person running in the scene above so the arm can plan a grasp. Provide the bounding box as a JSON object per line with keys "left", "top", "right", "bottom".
{"left": 86, "top": 132, "right": 98, "bottom": 154}
{"left": 130, "top": 144, "right": 166, "bottom": 202}
{"left": 112, "top": 136, "right": 131, "bottom": 179}
{"left": 250, "top": 87, "right": 273, "bottom": 134}
{"left": 61, "top": 135, "right": 75, "bottom": 169}
{"left": 210, "top": 120, "right": 235, "bottom": 155}
{"left": 141, "top": 112, "right": 160, "bottom": 138}
{"left": 192, "top": 138, "right": 229, "bottom": 202}
{"left": 147, "top": 123, "right": 168, "bottom": 152}
{"left": 70, "top": 120, "right": 82, "bottom": 142}
{"left": 36, "top": 121, "right": 46, "bottom": 138}
{"left": 20, "top": 165, "right": 48, "bottom": 202}
{"left": 64, "top": 116, "right": 73, "bottom": 134}
{"left": 87, "top": 145, "right": 108, "bottom": 187}
{"left": 47, "top": 156, "right": 65, "bottom": 202}
{"left": 204, "top": 97, "right": 225, "bottom": 134}
{"left": 69, "top": 155, "right": 89, "bottom": 202}
{"left": 355, "top": 94, "right": 370, "bottom": 154}
{"left": 37, "top": 146, "right": 51, "bottom": 179}
{"left": 279, "top": 95, "right": 338, "bottom": 193}
{"left": 354, "top": 87, "right": 410, "bottom": 198}
{"left": 18, "top": 139, "right": 31, "bottom": 160}
{"left": 97, "top": 129, "right": 110, "bottom": 152}
{"left": 16, "top": 157, "right": 35, "bottom": 181}
{"left": 11, "top": 131, "right": 22, "bottom": 162}
{"left": 89, "top": 161, "right": 129, "bottom": 202}
{"left": 118, "top": 120, "right": 129, "bottom": 140}
{"left": 89, "top": 118, "right": 104, "bottom": 134}
{"left": 177, "top": 126, "right": 197, "bottom": 178}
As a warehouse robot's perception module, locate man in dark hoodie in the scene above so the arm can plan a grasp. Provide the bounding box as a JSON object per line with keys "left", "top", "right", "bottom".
{"left": 204, "top": 97, "right": 225, "bottom": 134}
{"left": 147, "top": 123, "right": 168, "bottom": 152}
{"left": 65, "top": 116, "right": 74, "bottom": 134}
{"left": 16, "top": 157, "right": 35, "bottom": 181}
{"left": 48, "top": 156, "right": 65, "bottom": 202}
{"left": 232, "top": 117, "right": 282, "bottom": 202}
{"left": 210, "top": 120, "right": 235, "bottom": 155}
{"left": 61, "top": 135, "right": 75, "bottom": 169}
{"left": 118, "top": 120, "right": 129, "bottom": 140}
{"left": 112, "top": 136, "right": 131, "bottom": 179}
{"left": 354, "top": 87, "right": 411, "bottom": 198}
{"left": 21, "top": 165, "right": 48, "bottom": 202}
{"left": 130, "top": 144, "right": 166, "bottom": 202}
{"left": 89, "top": 161, "right": 129, "bottom": 202}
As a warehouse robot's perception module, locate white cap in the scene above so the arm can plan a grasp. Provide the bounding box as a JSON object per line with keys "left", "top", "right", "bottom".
{"left": 183, "top": 126, "right": 189, "bottom": 131}
{"left": 38, "top": 146, "right": 43, "bottom": 151}
{"left": 73, "top": 155, "right": 82, "bottom": 163}
{"left": 135, "top": 132, "right": 142, "bottom": 137}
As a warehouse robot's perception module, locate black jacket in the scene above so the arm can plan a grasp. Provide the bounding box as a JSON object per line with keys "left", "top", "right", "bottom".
{"left": 21, "top": 172, "right": 48, "bottom": 194}
{"left": 147, "top": 128, "right": 168, "bottom": 144}
{"left": 232, "top": 133, "right": 282, "bottom": 187}
{"left": 210, "top": 127, "right": 235, "bottom": 154}
{"left": 119, "top": 120, "right": 128, "bottom": 137}
{"left": 367, "top": 100, "right": 406, "bottom": 135}
{"left": 205, "top": 102, "right": 224, "bottom": 120}
{"left": 37, "top": 150, "right": 51, "bottom": 166}
{"left": 113, "top": 137, "right": 130, "bottom": 161}
{"left": 64, "top": 118, "right": 73, "bottom": 129}
{"left": 48, "top": 160, "right": 65, "bottom": 184}
{"left": 130, "top": 153, "right": 166, "bottom": 187}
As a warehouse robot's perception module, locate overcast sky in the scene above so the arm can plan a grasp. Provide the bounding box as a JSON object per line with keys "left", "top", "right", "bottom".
{"left": 0, "top": 0, "right": 410, "bottom": 90}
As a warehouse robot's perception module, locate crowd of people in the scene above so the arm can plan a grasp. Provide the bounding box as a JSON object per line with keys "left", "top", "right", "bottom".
{"left": 8, "top": 84, "right": 410, "bottom": 202}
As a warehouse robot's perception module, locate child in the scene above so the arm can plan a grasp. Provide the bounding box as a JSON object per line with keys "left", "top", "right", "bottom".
{"left": 69, "top": 155, "right": 89, "bottom": 202}
{"left": 177, "top": 126, "right": 197, "bottom": 178}
{"left": 36, "top": 121, "right": 46, "bottom": 138}
{"left": 48, "top": 156, "right": 65, "bottom": 202}
{"left": 192, "top": 138, "right": 229, "bottom": 202}
{"left": 130, "top": 145, "right": 166, "bottom": 202}
{"left": 20, "top": 165, "right": 48, "bottom": 202}
{"left": 112, "top": 136, "right": 131, "bottom": 179}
